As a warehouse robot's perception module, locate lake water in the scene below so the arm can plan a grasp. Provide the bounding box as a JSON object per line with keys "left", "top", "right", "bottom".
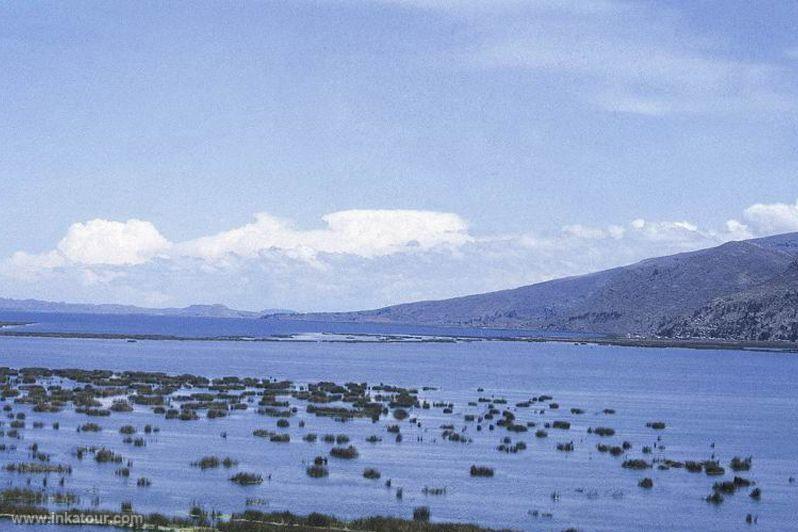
{"left": 0, "top": 312, "right": 796, "bottom": 531}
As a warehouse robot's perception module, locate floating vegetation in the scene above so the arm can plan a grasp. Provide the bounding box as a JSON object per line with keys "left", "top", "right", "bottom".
{"left": 230, "top": 472, "right": 263, "bottom": 485}
{"left": 363, "top": 468, "right": 381, "bottom": 480}
{"left": 622, "top": 459, "right": 651, "bottom": 470}
{"left": 590, "top": 427, "right": 615, "bottom": 437}
{"left": 4, "top": 463, "right": 72, "bottom": 474}
{"left": 703, "top": 461, "right": 725, "bottom": 476}
{"left": 192, "top": 456, "right": 220, "bottom": 470}
{"left": 556, "top": 441, "right": 574, "bottom": 452}
{"left": 469, "top": 465, "right": 494, "bottom": 477}
{"left": 330, "top": 446, "right": 359, "bottom": 459}
{"left": 94, "top": 448, "right": 124, "bottom": 464}
{"left": 0, "top": 364, "right": 772, "bottom": 529}
{"left": 307, "top": 465, "right": 329, "bottom": 478}
{"left": 685, "top": 461, "right": 703, "bottom": 473}
{"left": 412, "top": 506, "right": 430, "bottom": 522}
{"left": 730, "top": 456, "right": 752, "bottom": 472}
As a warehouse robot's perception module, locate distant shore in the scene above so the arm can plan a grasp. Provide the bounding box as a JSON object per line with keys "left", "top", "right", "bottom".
{"left": 0, "top": 326, "right": 796, "bottom": 353}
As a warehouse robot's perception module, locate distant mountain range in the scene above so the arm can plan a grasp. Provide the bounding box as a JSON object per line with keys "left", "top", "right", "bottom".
{"left": 0, "top": 298, "right": 291, "bottom": 320}
{"left": 283, "top": 232, "right": 798, "bottom": 343}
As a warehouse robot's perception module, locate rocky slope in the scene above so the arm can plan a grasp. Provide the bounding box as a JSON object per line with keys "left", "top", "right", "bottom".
{"left": 285, "top": 232, "right": 798, "bottom": 339}
{"left": 658, "top": 262, "right": 798, "bottom": 342}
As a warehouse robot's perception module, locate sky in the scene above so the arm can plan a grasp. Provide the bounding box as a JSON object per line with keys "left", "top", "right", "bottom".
{"left": 1, "top": 0, "right": 798, "bottom": 311}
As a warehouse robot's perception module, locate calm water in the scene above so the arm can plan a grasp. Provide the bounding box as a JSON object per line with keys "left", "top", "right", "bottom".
{"left": 0, "top": 313, "right": 797, "bottom": 531}
{"left": 0, "top": 310, "right": 576, "bottom": 339}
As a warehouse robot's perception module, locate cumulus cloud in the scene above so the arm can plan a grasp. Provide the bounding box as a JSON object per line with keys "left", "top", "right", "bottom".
{"left": 738, "top": 199, "right": 798, "bottom": 236}
{"left": 1, "top": 219, "right": 170, "bottom": 280}
{"left": 3, "top": 201, "right": 798, "bottom": 311}
{"left": 56, "top": 219, "right": 171, "bottom": 266}
{"left": 178, "top": 210, "right": 471, "bottom": 262}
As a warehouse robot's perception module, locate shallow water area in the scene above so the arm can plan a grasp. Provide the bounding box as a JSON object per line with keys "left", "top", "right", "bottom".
{"left": 0, "top": 313, "right": 796, "bottom": 531}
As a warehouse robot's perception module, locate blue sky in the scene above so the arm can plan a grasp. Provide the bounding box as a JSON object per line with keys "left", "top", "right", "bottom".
{"left": 1, "top": 1, "right": 798, "bottom": 311}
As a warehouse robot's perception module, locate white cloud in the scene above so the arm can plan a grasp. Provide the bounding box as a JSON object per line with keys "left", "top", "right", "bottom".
{"left": 4, "top": 200, "right": 798, "bottom": 311}
{"left": 739, "top": 199, "right": 798, "bottom": 236}
{"left": 179, "top": 210, "right": 472, "bottom": 261}
{"left": 57, "top": 219, "right": 171, "bottom": 266}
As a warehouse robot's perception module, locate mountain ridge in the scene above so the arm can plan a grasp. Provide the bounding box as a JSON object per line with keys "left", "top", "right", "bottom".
{"left": 0, "top": 298, "right": 291, "bottom": 319}
{"left": 277, "top": 232, "right": 798, "bottom": 341}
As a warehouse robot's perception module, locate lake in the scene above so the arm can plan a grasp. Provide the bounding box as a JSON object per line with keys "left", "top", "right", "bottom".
{"left": 0, "top": 312, "right": 796, "bottom": 531}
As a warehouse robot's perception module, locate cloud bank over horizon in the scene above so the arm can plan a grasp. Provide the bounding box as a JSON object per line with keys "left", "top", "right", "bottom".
{"left": 3, "top": 199, "right": 798, "bottom": 312}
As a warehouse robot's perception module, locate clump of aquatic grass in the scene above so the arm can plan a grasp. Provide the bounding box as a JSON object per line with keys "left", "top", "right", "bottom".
{"left": 192, "top": 456, "right": 220, "bottom": 470}
{"left": 551, "top": 421, "right": 570, "bottom": 430}
{"left": 119, "top": 425, "right": 136, "bottom": 435}
{"left": 78, "top": 423, "right": 101, "bottom": 432}
{"left": 330, "top": 446, "right": 359, "bottom": 459}
{"left": 622, "top": 459, "right": 651, "bottom": 470}
{"left": 750, "top": 487, "right": 761, "bottom": 499}
{"left": 412, "top": 506, "right": 430, "bottom": 522}
{"left": 365, "top": 435, "right": 382, "bottom": 443}
{"left": 703, "top": 461, "right": 725, "bottom": 476}
{"left": 469, "top": 465, "right": 494, "bottom": 477}
{"left": 94, "top": 448, "right": 123, "bottom": 464}
{"left": 306, "top": 465, "right": 329, "bottom": 478}
{"left": 556, "top": 441, "right": 574, "bottom": 452}
{"left": 685, "top": 461, "right": 702, "bottom": 473}
{"left": 136, "top": 477, "right": 151, "bottom": 487}
{"left": 638, "top": 477, "right": 653, "bottom": 489}
{"left": 730, "top": 456, "right": 752, "bottom": 472}
{"left": 4, "top": 463, "right": 72, "bottom": 474}
{"left": 230, "top": 472, "right": 263, "bottom": 485}
{"left": 713, "top": 481, "right": 737, "bottom": 494}
{"left": 276, "top": 419, "right": 290, "bottom": 428}
{"left": 706, "top": 492, "right": 724, "bottom": 504}
{"left": 363, "top": 468, "right": 381, "bottom": 480}
{"left": 646, "top": 421, "right": 666, "bottom": 430}
{"left": 535, "top": 429, "right": 548, "bottom": 438}
{"left": 590, "top": 427, "right": 615, "bottom": 437}
{"left": 303, "top": 433, "right": 318, "bottom": 442}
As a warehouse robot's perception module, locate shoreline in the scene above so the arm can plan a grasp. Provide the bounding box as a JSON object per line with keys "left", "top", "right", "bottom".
{"left": 0, "top": 327, "right": 796, "bottom": 353}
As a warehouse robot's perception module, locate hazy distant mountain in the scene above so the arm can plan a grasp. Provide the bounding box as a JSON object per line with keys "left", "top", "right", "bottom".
{"left": 0, "top": 298, "right": 292, "bottom": 319}
{"left": 284, "top": 232, "right": 798, "bottom": 341}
